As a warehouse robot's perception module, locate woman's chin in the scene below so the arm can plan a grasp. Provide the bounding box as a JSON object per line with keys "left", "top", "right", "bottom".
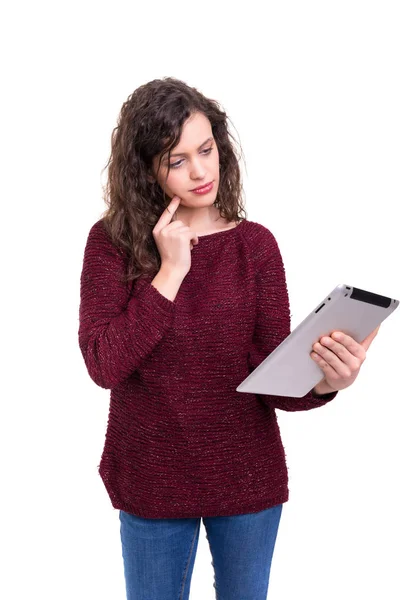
{"left": 165, "top": 191, "right": 217, "bottom": 205}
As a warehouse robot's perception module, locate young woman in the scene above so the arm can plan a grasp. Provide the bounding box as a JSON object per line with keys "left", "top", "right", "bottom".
{"left": 78, "top": 77, "right": 379, "bottom": 600}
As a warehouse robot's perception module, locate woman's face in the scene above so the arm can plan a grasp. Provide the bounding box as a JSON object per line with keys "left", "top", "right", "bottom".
{"left": 151, "top": 112, "right": 220, "bottom": 208}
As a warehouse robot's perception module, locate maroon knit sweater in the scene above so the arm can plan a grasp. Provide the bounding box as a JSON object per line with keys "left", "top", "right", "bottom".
{"left": 78, "top": 217, "right": 338, "bottom": 518}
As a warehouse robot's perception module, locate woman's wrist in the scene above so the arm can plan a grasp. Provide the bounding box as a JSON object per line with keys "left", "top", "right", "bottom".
{"left": 312, "top": 380, "right": 336, "bottom": 397}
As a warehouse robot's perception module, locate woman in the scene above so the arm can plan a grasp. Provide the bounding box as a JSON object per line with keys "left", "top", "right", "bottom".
{"left": 78, "top": 77, "right": 379, "bottom": 600}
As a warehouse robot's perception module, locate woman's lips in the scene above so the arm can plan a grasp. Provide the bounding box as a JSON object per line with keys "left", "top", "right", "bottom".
{"left": 190, "top": 181, "right": 214, "bottom": 194}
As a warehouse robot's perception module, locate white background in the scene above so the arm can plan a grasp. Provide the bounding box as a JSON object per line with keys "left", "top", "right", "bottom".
{"left": 2, "top": 1, "right": 399, "bottom": 599}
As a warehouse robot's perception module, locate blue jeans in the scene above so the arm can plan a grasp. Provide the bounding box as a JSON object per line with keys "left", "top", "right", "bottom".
{"left": 119, "top": 503, "right": 283, "bottom": 600}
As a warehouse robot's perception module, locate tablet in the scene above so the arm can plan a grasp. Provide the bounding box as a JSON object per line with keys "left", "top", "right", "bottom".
{"left": 236, "top": 283, "right": 399, "bottom": 398}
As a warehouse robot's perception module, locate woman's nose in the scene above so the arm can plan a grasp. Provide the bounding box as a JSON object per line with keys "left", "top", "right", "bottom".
{"left": 189, "top": 158, "right": 206, "bottom": 179}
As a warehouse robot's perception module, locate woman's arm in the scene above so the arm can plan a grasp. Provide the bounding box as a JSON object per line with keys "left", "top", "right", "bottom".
{"left": 78, "top": 221, "right": 177, "bottom": 389}
{"left": 247, "top": 228, "right": 338, "bottom": 411}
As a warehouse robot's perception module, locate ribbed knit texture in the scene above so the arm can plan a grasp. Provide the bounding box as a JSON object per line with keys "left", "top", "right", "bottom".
{"left": 78, "top": 218, "right": 338, "bottom": 518}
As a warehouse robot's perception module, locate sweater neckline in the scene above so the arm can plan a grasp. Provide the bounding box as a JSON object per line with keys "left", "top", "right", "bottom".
{"left": 194, "top": 218, "right": 246, "bottom": 241}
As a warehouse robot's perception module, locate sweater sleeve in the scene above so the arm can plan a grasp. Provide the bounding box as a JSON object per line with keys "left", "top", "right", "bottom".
{"left": 78, "top": 220, "right": 177, "bottom": 390}
{"left": 247, "top": 227, "right": 338, "bottom": 412}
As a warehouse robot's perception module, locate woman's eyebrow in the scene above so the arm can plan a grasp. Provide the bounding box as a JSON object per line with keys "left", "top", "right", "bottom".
{"left": 165, "top": 137, "right": 214, "bottom": 160}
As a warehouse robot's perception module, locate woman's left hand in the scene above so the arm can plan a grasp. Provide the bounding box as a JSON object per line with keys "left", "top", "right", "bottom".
{"left": 311, "top": 325, "right": 381, "bottom": 393}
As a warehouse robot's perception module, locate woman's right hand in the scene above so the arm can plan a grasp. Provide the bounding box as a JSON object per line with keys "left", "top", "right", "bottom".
{"left": 152, "top": 196, "right": 199, "bottom": 277}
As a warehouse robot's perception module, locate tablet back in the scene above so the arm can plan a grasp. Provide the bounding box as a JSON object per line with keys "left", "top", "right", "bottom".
{"left": 236, "top": 283, "right": 399, "bottom": 398}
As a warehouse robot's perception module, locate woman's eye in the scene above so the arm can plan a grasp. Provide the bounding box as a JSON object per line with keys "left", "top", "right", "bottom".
{"left": 170, "top": 160, "right": 183, "bottom": 169}
{"left": 170, "top": 147, "right": 213, "bottom": 169}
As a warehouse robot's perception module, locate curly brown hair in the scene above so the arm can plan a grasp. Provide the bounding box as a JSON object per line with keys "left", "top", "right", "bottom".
{"left": 100, "top": 76, "right": 248, "bottom": 284}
